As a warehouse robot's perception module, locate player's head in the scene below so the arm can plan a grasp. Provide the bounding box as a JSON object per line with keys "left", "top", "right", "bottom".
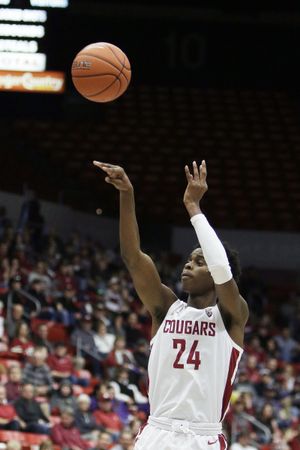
{"left": 181, "top": 242, "right": 241, "bottom": 295}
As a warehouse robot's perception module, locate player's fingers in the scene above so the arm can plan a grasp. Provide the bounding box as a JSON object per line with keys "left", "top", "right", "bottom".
{"left": 200, "top": 160, "right": 207, "bottom": 182}
{"left": 105, "top": 177, "right": 124, "bottom": 189}
{"left": 93, "top": 161, "right": 116, "bottom": 168}
{"left": 185, "top": 165, "right": 193, "bottom": 183}
{"left": 108, "top": 168, "right": 125, "bottom": 179}
{"left": 193, "top": 161, "right": 200, "bottom": 180}
{"left": 93, "top": 161, "right": 121, "bottom": 174}
{"left": 93, "top": 161, "right": 112, "bottom": 174}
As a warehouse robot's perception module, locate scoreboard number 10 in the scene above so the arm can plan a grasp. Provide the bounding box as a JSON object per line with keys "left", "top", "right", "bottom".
{"left": 164, "top": 32, "right": 206, "bottom": 70}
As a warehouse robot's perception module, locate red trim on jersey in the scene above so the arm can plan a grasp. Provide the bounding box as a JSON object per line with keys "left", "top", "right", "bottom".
{"left": 220, "top": 347, "right": 240, "bottom": 421}
{"left": 135, "top": 422, "right": 148, "bottom": 443}
{"left": 218, "top": 434, "right": 227, "bottom": 450}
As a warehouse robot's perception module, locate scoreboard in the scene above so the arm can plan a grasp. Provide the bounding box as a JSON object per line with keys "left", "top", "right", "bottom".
{"left": 0, "top": 0, "right": 68, "bottom": 93}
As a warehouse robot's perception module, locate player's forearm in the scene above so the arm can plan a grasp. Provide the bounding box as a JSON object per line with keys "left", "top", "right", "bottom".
{"left": 188, "top": 203, "right": 232, "bottom": 285}
{"left": 119, "top": 187, "right": 141, "bottom": 265}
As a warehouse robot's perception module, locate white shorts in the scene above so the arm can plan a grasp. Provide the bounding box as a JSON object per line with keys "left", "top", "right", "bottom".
{"left": 134, "top": 417, "right": 227, "bottom": 450}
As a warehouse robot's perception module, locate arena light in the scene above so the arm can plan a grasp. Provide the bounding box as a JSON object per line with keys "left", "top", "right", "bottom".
{"left": 0, "top": 39, "right": 38, "bottom": 53}
{"left": 0, "top": 24, "right": 45, "bottom": 38}
{"left": 0, "top": 8, "right": 47, "bottom": 22}
{"left": 30, "top": 0, "right": 69, "bottom": 8}
{"left": 0, "top": 51, "right": 46, "bottom": 71}
{"left": 0, "top": 0, "right": 10, "bottom": 5}
{"left": 0, "top": 70, "right": 65, "bottom": 92}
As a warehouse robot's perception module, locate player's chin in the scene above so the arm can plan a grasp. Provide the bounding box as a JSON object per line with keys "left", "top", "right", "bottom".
{"left": 181, "top": 277, "right": 192, "bottom": 292}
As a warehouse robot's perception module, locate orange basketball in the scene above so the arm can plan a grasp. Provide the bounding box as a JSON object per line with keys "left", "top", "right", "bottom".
{"left": 71, "top": 42, "right": 131, "bottom": 103}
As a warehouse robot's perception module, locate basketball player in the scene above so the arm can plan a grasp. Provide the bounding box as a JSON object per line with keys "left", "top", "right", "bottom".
{"left": 93, "top": 160, "right": 249, "bottom": 450}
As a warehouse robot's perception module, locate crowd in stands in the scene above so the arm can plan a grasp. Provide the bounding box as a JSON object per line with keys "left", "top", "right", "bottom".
{"left": 0, "top": 202, "right": 299, "bottom": 450}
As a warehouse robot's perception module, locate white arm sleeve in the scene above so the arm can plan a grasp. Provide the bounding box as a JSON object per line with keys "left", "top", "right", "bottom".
{"left": 190, "top": 213, "right": 232, "bottom": 285}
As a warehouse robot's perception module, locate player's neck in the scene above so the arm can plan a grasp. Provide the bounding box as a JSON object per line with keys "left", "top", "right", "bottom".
{"left": 187, "top": 291, "right": 217, "bottom": 309}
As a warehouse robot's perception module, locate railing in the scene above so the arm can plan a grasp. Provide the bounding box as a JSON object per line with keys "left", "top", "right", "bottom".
{"left": 6, "top": 288, "right": 41, "bottom": 321}
{"left": 231, "top": 411, "right": 272, "bottom": 444}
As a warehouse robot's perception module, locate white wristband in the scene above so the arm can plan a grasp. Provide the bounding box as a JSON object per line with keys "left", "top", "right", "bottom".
{"left": 190, "top": 213, "right": 232, "bottom": 285}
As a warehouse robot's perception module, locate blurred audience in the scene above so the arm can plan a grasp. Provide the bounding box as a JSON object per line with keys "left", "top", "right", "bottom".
{"left": 0, "top": 207, "right": 299, "bottom": 450}
{"left": 14, "top": 383, "right": 50, "bottom": 434}
{"left": 51, "top": 407, "right": 90, "bottom": 450}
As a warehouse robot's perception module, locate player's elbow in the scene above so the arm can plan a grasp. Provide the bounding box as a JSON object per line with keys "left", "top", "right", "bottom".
{"left": 120, "top": 249, "right": 140, "bottom": 269}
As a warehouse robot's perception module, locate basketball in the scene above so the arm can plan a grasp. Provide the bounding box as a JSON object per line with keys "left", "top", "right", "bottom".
{"left": 71, "top": 42, "right": 131, "bottom": 103}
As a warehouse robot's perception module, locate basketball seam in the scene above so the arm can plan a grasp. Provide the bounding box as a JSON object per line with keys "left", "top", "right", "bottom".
{"left": 76, "top": 53, "right": 125, "bottom": 74}
{"left": 86, "top": 77, "right": 120, "bottom": 98}
{"left": 106, "top": 44, "right": 131, "bottom": 71}
{"left": 117, "top": 61, "right": 129, "bottom": 84}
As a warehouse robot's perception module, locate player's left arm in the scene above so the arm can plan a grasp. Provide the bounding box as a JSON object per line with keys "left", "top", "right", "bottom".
{"left": 183, "top": 161, "right": 249, "bottom": 329}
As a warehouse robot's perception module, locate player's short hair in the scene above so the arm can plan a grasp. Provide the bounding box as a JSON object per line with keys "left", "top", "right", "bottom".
{"left": 222, "top": 241, "right": 242, "bottom": 284}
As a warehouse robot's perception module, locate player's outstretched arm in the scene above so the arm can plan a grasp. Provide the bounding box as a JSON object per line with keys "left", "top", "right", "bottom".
{"left": 183, "top": 161, "right": 249, "bottom": 341}
{"left": 93, "top": 162, "right": 176, "bottom": 331}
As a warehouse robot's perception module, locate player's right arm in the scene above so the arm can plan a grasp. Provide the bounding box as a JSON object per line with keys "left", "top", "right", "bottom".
{"left": 93, "top": 162, "right": 176, "bottom": 332}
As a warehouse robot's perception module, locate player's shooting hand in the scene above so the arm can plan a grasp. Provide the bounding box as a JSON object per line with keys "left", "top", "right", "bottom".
{"left": 183, "top": 160, "right": 208, "bottom": 208}
{"left": 93, "top": 161, "right": 133, "bottom": 192}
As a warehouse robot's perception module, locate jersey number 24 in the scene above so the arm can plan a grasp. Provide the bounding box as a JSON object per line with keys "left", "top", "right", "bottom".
{"left": 173, "top": 338, "right": 201, "bottom": 370}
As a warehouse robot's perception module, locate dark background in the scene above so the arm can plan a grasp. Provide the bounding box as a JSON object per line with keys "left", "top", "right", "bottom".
{"left": 1, "top": 1, "right": 300, "bottom": 234}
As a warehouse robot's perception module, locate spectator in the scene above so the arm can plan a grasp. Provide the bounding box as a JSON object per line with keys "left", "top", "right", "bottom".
{"left": 96, "top": 431, "right": 113, "bottom": 450}
{"left": 5, "top": 276, "right": 24, "bottom": 307}
{"left": 0, "top": 309, "right": 8, "bottom": 352}
{"left": 112, "top": 315, "right": 126, "bottom": 339}
{"left": 14, "top": 383, "right": 50, "bottom": 434}
{"left": 27, "top": 279, "right": 48, "bottom": 312}
{"left": 50, "top": 379, "right": 77, "bottom": 415}
{"left": 75, "top": 393, "right": 102, "bottom": 443}
{"left": 5, "top": 365, "right": 22, "bottom": 402}
{"left": 47, "top": 342, "right": 73, "bottom": 381}
{"left": 111, "top": 368, "right": 147, "bottom": 408}
{"left": 133, "top": 339, "right": 149, "bottom": 372}
{"left": 124, "top": 313, "right": 144, "bottom": 349}
{"left": 22, "top": 348, "right": 53, "bottom": 396}
{"left": 264, "top": 337, "right": 281, "bottom": 360}
{"left": 274, "top": 328, "right": 300, "bottom": 362}
{"left": 105, "top": 336, "right": 136, "bottom": 379}
{"left": 93, "top": 321, "right": 115, "bottom": 359}
{"left": 71, "top": 315, "right": 102, "bottom": 376}
{"left": 93, "top": 302, "right": 111, "bottom": 328}
{"left": 71, "top": 315, "right": 99, "bottom": 357}
{"left": 257, "top": 403, "right": 279, "bottom": 441}
{"left": 51, "top": 407, "right": 90, "bottom": 450}
{"left": 230, "top": 431, "right": 258, "bottom": 450}
{"left": 10, "top": 321, "right": 34, "bottom": 358}
{"left": 105, "top": 277, "right": 124, "bottom": 313}
{"left": 71, "top": 356, "right": 91, "bottom": 386}
{"left": 288, "top": 423, "right": 300, "bottom": 450}
{"left": 277, "top": 394, "right": 299, "bottom": 428}
{"left": 6, "top": 441, "right": 22, "bottom": 450}
{"left": 33, "top": 323, "right": 53, "bottom": 353}
{"left": 5, "top": 304, "right": 25, "bottom": 340}
{"left": 28, "top": 260, "right": 52, "bottom": 294}
{"left": 111, "top": 429, "right": 134, "bottom": 450}
{"left": 0, "top": 384, "right": 21, "bottom": 431}
{"left": 55, "top": 260, "right": 77, "bottom": 293}
{"left": 93, "top": 392, "right": 123, "bottom": 437}
{"left": 39, "top": 440, "right": 54, "bottom": 450}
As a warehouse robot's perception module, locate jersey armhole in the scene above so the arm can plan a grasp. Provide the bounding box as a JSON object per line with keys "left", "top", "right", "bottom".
{"left": 215, "top": 304, "right": 244, "bottom": 353}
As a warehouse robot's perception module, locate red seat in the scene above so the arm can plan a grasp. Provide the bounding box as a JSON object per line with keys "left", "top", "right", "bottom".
{"left": 30, "top": 319, "right": 69, "bottom": 343}
{"left": 0, "top": 430, "right": 48, "bottom": 445}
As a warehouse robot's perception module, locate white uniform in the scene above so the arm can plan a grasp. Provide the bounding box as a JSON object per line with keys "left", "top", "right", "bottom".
{"left": 134, "top": 300, "right": 243, "bottom": 450}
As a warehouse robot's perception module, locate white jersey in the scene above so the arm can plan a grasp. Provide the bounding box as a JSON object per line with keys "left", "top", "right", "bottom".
{"left": 148, "top": 300, "right": 243, "bottom": 424}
